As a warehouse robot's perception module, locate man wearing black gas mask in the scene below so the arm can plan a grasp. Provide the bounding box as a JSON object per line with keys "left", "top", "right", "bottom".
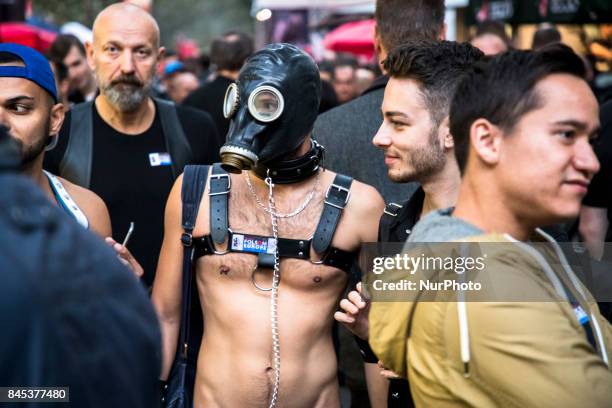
{"left": 153, "top": 43, "right": 383, "bottom": 407}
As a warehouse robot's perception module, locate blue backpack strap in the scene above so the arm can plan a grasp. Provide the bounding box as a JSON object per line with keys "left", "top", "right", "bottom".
{"left": 208, "top": 163, "right": 231, "bottom": 244}
{"left": 312, "top": 173, "right": 353, "bottom": 254}
{"left": 59, "top": 101, "right": 94, "bottom": 188}
{"left": 177, "top": 165, "right": 208, "bottom": 363}
{"left": 181, "top": 165, "right": 209, "bottom": 239}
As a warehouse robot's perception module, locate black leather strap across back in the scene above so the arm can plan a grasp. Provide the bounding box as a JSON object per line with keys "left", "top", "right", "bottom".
{"left": 312, "top": 174, "right": 353, "bottom": 254}
{"left": 178, "top": 165, "right": 208, "bottom": 363}
{"left": 208, "top": 163, "right": 230, "bottom": 244}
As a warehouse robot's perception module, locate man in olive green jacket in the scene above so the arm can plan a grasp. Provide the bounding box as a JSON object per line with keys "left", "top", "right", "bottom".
{"left": 369, "top": 45, "right": 612, "bottom": 407}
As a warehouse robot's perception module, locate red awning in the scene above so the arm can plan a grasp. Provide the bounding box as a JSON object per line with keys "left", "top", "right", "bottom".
{"left": 0, "top": 22, "right": 58, "bottom": 53}
{"left": 324, "top": 19, "right": 375, "bottom": 58}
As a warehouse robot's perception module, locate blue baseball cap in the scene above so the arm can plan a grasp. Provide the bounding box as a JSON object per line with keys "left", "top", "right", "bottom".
{"left": 0, "top": 43, "right": 58, "bottom": 103}
{"left": 163, "top": 60, "right": 185, "bottom": 76}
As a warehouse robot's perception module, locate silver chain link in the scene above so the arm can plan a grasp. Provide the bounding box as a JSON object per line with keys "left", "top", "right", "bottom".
{"left": 248, "top": 170, "right": 320, "bottom": 407}
{"left": 265, "top": 174, "right": 281, "bottom": 408}
{"left": 245, "top": 170, "right": 320, "bottom": 218}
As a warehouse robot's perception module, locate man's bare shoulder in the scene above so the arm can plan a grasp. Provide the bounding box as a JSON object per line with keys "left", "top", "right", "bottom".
{"left": 57, "top": 176, "right": 112, "bottom": 236}
{"left": 323, "top": 169, "right": 384, "bottom": 211}
{"left": 58, "top": 176, "right": 106, "bottom": 212}
{"left": 347, "top": 177, "right": 385, "bottom": 216}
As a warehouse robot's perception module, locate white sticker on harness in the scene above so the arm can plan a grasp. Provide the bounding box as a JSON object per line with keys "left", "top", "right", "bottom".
{"left": 231, "top": 234, "right": 244, "bottom": 251}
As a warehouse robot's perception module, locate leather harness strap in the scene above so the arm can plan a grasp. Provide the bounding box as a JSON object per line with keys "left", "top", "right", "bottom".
{"left": 198, "top": 165, "right": 357, "bottom": 273}
{"left": 208, "top": 163, "right": 230, "bottom": 244}
{"left": 312, "top": 174, "right": 352, "bottom": 255}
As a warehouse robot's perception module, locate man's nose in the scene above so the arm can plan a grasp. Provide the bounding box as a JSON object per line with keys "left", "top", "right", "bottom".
{"left": 574, "top": 139, "right": 600, "bottom": 178}
{"left": 119, "top": 50, "right": 135, "bottom": 74}
{"left": 372, "top": 123, "right": 391, "bottom": 148}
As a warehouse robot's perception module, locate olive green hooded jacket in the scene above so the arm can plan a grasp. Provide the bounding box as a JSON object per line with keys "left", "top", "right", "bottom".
{"left": 369, "top": 209, "right": 612, "bottom": 408}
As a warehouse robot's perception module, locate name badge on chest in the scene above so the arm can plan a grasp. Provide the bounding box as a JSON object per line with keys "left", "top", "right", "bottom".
{"left": 231, "top": 233, "right": 277, "bottom": 255}
{"left": 149, "top": 152, "right": 172, "bottom": 167}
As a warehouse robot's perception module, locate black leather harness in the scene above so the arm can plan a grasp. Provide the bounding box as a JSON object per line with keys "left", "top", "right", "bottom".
{"left": 186, "top": 163, "right": 358, "bottom": 274}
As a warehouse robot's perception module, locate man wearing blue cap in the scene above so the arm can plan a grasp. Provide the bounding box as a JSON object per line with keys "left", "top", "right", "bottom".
{"left": 0, "top": 43, "right": 142, "bottom": 276}
{"left": 162, "top": 62, "right": 199, "bottom": 104}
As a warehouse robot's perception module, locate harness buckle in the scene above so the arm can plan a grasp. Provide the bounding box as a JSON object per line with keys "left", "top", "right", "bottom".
{"left": 324, "top": 183, "right": 351, "bottom": 209}
{"left": 208, "top": 173, "right": 231, "bottom": 196}
{"left": 383, "top": 202, "right": 403, "bottom": 217}
{"left": 181, "top": 232, "right": 193, "bottom": 247}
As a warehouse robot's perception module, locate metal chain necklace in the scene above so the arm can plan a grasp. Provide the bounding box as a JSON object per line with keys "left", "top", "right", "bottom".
{"left": 248, "top": 170, "right": 321, "bottom": 406}
{"left": 245, "top": 170, "right": 320, "bottom": 218}
{"left": 265, "top": 174, "right": 281, "bottom": 408}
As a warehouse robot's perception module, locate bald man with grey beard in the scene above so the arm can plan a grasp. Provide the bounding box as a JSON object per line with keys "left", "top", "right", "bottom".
{"left": 43, "top": 3, "right": 221, "bottom": 286}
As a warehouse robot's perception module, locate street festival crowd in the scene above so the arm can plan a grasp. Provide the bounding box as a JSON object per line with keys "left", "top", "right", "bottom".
{"left": 1, "top": 0, "right": 612, "bottom": 407}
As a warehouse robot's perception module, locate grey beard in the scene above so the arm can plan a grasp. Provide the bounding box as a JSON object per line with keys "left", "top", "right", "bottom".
{"left": 103, "top": 83, "right": 150, "bottom": 112}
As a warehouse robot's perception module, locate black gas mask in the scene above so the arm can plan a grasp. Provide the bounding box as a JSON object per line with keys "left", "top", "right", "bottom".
{"left": 220, "top": 43, "right": 322, "bottom": 180}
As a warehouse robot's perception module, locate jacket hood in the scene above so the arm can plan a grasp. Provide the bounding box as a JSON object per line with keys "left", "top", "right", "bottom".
{"left": 407, "top": 207, "right": 483, "bottom": 243}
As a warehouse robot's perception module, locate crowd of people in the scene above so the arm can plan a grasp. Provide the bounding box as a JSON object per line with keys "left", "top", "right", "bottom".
{"left": 1, "top": 0, "right": 612, "bottom": 407}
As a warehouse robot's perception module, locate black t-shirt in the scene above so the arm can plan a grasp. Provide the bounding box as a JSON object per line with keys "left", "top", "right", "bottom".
{"left": 183, "top": 75, "right": 234, "bottom": 143}
{"left": 44, "top": 102, "right": 220, "bottom": 286}
{"left": 583, "top": 100, "right": 612, "bottom": 241}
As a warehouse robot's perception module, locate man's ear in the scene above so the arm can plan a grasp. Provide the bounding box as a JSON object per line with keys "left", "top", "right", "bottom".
{"left": 374, "top": 27, "right": 383, "bottom": 58}
{"left": 374, "top": 28, "right": 387, "bottom": 73}
{"left": 469, "top": 118, "right": 502, "bottom": 167}
{"left": 49, "top": 102, "right": 66, "bottom": 136}
{"left": 438, "top": 23, "right": 447, "bottom": 41}
{"left": 85, "top": 41, "right": 95, "bottom": 71}
{"left": 157, "top": 46, "right": 166, "bottom": 63}
{"left": 439, "top": 116, "right": 453, "bottom": 149}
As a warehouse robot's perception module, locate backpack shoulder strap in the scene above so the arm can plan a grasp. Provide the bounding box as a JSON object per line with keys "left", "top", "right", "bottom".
{"left": 177, "top": 165, "right": 209, "bottom": 361}
{"left": 156, "top": 98, "right": 193, "bottom": 179}
{"left": 181, "top": 165, "right": 209, "bottom": 236}
{"left": 59, "top": 101, "right": 94, "bottom": 188}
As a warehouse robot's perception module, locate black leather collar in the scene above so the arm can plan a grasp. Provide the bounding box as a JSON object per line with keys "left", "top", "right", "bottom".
{"left": 253, "top": 140, "right": 325, "bottom": 184}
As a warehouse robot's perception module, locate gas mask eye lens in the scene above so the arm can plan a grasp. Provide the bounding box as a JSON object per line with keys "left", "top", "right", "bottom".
{"left": 223, "top": 83, "right": 239, "bottom": 119}
{"left": 248, "top": 86, "right": 284, "bottom": 122}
